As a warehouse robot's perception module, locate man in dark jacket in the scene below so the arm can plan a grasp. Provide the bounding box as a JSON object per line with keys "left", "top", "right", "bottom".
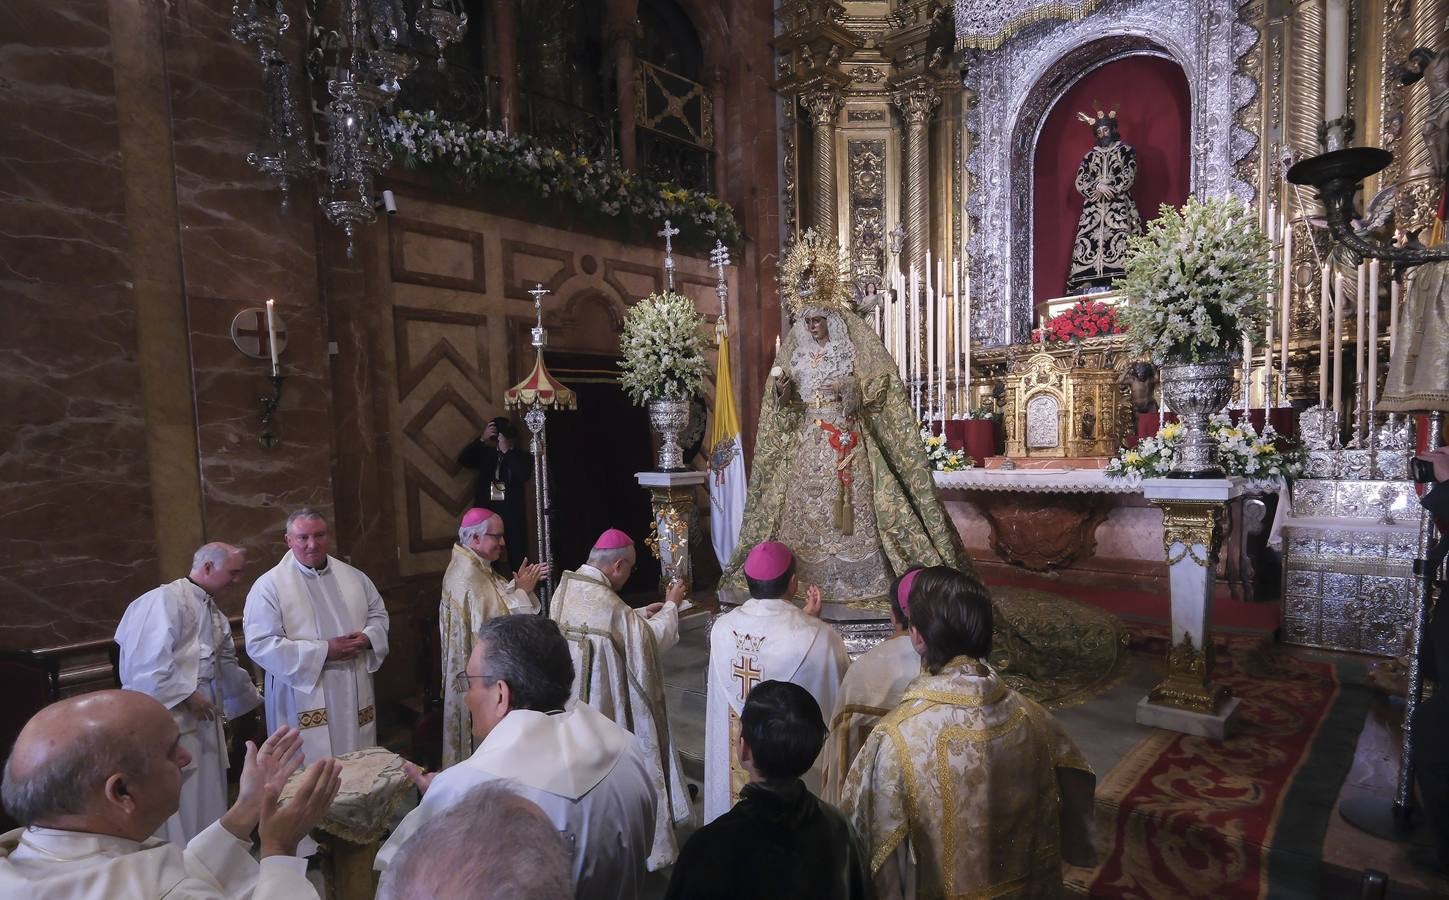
{"left": 457, "top": 417, "right": 532, "bottom": 571}
{"left": 664, "top": 680, "right": 873, "bottom": 900}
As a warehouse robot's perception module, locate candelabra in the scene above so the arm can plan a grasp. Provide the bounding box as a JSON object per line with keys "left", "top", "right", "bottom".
{"left": 258, "top": 372, "right": 286, "bottom": 449}
{"left": 232, "top": 2, "right": 313, "bottom": 211}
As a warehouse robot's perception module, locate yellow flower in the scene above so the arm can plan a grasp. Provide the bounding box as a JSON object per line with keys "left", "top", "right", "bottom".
{"left": 1255, "top": 442, "right": 1275, "bottom": 455}
{"left": 1160, "top": 423, "right": 1182, "bottom": 440}
{"left": 1123, "top": 451, "right": 1142, "bottom": 465}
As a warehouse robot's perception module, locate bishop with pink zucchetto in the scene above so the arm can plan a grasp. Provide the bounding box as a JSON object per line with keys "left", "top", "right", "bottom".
{"left": 702, "top": 540, "right": 850, "bottom": 823}
{"left": 548, "top": 527, "right": 692, "bottom": 870}
{"left": 820, "top": 565, "right": 925, "bottom": 804}
{"left": 439, "top": 507, "right": 549, "bottom": 766}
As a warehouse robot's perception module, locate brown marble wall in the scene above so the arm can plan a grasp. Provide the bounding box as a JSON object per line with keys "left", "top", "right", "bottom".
{"left": 0, "top": 0, "right": 158, "bottom": 650}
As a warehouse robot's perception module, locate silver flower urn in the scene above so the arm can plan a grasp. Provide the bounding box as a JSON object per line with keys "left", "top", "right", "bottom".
{"left": 1160, "top": 354, "right": 1234, "bottom": 478}
{"left": 648, "top": 397, "right": 692, "bottom": 471}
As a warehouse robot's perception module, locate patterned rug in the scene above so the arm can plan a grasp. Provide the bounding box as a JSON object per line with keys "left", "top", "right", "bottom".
{"left": 1067, "top": 628, "right": 1371, "bottom": 899}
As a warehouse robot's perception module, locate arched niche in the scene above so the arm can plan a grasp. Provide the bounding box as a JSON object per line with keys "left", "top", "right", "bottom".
{"left": 1029, "top": 50, "right": 1192, "bottom": 307}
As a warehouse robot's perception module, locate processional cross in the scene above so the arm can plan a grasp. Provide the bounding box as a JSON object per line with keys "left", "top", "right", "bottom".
{"left": 659, "top": 219, "right": 681, "bottom": 290}
{"left": 709, "top": 239, "right": 730, "bottom": 338}
{"left": 527, "top": 282, "right": 549, "bottom": 348}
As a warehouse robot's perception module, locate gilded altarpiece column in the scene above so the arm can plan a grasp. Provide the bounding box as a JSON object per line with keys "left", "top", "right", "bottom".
{"left": 891, "top": 84, "right": 939, "bottom": 271}
{"left": 802, "top": 89, "right": 845, "bottom": 235}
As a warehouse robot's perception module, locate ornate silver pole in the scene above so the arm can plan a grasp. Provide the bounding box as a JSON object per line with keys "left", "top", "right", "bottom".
{"left": 1397, "top": 411, "right": 1444, "bottom": 817}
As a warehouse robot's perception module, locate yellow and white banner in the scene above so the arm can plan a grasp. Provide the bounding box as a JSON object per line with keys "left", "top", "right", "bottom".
{"left": 706, "top": 330, "right": 746, "bottom": 568}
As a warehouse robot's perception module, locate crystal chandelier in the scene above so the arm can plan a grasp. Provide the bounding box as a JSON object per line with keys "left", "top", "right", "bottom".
{"left": 234, "top": 0, "right": 467, "bottom": 255}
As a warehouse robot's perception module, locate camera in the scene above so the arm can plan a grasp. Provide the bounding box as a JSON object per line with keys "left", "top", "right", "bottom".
{"left": 1413, "top": 458, "right": 1438, "bottom": 483}
{"left": 381, "top": 190, "right": 398, "bottom": 215}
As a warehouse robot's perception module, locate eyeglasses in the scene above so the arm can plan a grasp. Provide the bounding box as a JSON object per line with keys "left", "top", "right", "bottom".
{"left": 452, "top": 670, "right": 500, "bottom": 694}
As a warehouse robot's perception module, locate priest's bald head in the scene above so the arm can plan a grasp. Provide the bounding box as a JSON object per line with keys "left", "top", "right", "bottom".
{"left": 2, "top": 690, "right": 189, "bottom": 841}
{"left": 585, "top": 528, "right": 636, "bottom": 590}
{"left": 464, "top": 615, "right": 575, "bottom": 741}
{"left": 377, "top": 782, "right": 570, "bottom": 900}
{"left": 190, "top": 542, "right": 247, "bottom": 596}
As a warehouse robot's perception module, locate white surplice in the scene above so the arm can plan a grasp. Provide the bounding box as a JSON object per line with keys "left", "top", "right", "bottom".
{"left": 703, "top": 596, "right": 850, "bottom": 823}
{"left": 0, "top": 820, "right": 315, "bottom": 900}
{"left": 819, "top": 633, "right": 919, "bottom": 805}
{"left": 115, "top": 578, "right": 262, "bottom": 844}
{"left": 243, "top": 552, "right": 390, "bottom": 762}
{"left": 376, "top": 704, "right": 656, "bottom": 900}
{"left": 548, "top": 564, "right": 687, "bottom": 871}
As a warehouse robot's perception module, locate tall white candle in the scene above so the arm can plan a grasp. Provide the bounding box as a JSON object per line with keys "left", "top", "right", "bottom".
{"left": 937, "top": 259, "right": 946, "bottom": 420}
{"left": 1264, "top": 235, "right": 1275, "bottom": 403}
{"left": 1324, "top": 0, "right": 1349, "bottom": 128}
{"left": 1280, "top": 212, "right": 1292, "bottom": 395}
{"left": 952, "top": 261, "right": 961, "bottom": 418}
{"left": 265, "top": 299, "right": 280, "bottom": 376}
{"left": 1319, "top": 264, "right": 1331, "bottom": 408}
{"left": 963, "top": 270, "right": 972, "bottom": 402}
{"left": 1390, "top": 275, "right": 1401, "bottom": 356}
{"left": 1242, "top": 336, "right": 1254, "bottom": 410}
{"left": 910, "top": 266, "right": 920, "bottom": 416}
{"left": 925, "top": 258, "right": 935, "bottom": 420}
{"left": 1355, "top": 262, "right": 1367, "bottom": 414}
{"left": 1333, "top": 270, "right": 1345, "bottom": 420}
{"left": 1368, "top": 258, "right": 1380, "bottom": 406}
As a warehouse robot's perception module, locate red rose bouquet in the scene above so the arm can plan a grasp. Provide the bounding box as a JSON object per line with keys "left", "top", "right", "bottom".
{"left": 1032, "top": 299, "right": 1124, "bottom": 343}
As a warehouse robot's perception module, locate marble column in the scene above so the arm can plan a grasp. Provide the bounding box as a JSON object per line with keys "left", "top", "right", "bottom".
{"left": 1136, "top": 478, "right": 1245, "bottom": 739}
{"left": 801, "top": 88, "right": 843, "bottom": 236}
{"left": 891, "top": 85, "right": 939, "bottom": 271}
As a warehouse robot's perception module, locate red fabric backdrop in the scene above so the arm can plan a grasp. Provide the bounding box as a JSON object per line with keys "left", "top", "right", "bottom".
{"left": 1032, "top": 55, "right": 1192, "bottom": 307}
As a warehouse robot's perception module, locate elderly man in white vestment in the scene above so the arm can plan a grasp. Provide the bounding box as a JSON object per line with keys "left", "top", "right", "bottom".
{"left": 704, "top": 541, "right": 848, "bottom": 824}
{"left": 115, "top": 542, "right": 264, "bottom": 843}
{"left": 820, "top": 566, "right": 922, "bottom": 805}
{"left": 440, "top": 507, "right": 547, "bottom": 767}
{"left": 0, "top": 690, "right": 341, "bottom": 900}
{"left": 376, "top": 615, "right": 655, "bottom": 900}
{"left": 244, "top": 508, "right": 390, "bottom": 763}
{"left": 841, "top": 567, "right": 1097, "bottom": 900}
{"left": 547, "top": 527, "right": 689, "bottom": 871}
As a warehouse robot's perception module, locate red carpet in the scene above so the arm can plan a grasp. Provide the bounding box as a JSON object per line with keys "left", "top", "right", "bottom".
{"left": 1068, "top": 625, "right": 1370, "bottom": 898}
{"left": 982, "top": 569, "right": 1282, "bottom": 633}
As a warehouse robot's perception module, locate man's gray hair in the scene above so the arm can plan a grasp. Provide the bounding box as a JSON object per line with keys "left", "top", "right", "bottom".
{"left": 458, "top": 521, "right": 489, "bottom": 546}
{"left": 285, "top": 507, "right": 328, "bottom": 533}
{"left": 476, "top": 615, "right": 574, "bottom": 712}
{"left": 191, "top": 542, "right": 242, "bottom": 571}
{"left": 1, "top": 727, "right": 150, "bottom": 826}
{"left": 376, "top": 782, "right": 571, "bottom": 900}
{"left": 585, "top": 545, "right": 632, "bottom": 568}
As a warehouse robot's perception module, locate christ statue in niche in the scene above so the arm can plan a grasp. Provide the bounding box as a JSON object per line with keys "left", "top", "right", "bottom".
{"left": 1066, "top": 108, "right": 1143, "bottom": 295}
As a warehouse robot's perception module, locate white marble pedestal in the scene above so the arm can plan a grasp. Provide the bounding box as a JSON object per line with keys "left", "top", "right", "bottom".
{"left": 636, "top": 470, "right": 707, "bottom": 593}
{"left": 1135, "top": 477, "right": 1245, "bottom": 740}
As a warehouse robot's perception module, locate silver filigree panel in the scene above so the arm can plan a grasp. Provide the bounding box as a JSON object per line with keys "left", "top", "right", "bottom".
{"left": 1026, "top": 393, "right": 1061, "bottom": 447}
{"left": 961, "top": 0, "right": 1260, "bottom": 345}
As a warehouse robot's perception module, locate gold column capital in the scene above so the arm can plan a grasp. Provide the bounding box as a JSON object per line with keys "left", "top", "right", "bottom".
{"left": 889, "top": 84, "right": 940, "bottom": 124}
{"left": 1148, "top": 497, "right": 1226, "bottom": 567}
{"left": 801, "top": 87, "right": 844, "bottom": 126}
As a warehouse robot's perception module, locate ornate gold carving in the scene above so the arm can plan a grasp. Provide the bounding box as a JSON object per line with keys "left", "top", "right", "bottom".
{"left": 889, "top": 85, "right": 941, "bottom": 125}
{"left": 847, "top": 108, "right": 885, "bottom": 122}
{"left": 851, "top": 64, "right": 886, "bottom": 84}
{"left": 801, "top": 88, "right": 843, "bottom": 234}
{"left": 848, "top": 139, "right": 886, "bottom": 287}
{"left": 801, "top": 87, "right": 844, "bottom": 126}
{"left": 357, "top": 705, "right": 375, "bottom": 727}
{"left": 1002, "top": 350, "right": 1123, "bottom": 457}
{"left": 1148, "top": 631, "right": 1232, "bottom": 713}
{"left": 1156, "top": 501, "right": 1225, "bottom": 568}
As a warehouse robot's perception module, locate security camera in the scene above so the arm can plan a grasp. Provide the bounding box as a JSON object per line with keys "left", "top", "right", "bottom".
{"left": 381, "top": 190, "right": 398, "bottom": 215}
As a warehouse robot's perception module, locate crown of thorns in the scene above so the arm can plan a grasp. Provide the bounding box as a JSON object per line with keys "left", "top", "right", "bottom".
{"left": 1076, "top": 107, "right": 1119, "bottom": 131}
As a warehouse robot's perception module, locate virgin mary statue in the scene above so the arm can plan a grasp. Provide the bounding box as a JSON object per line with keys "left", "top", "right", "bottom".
{"left": 723, "top": 232, "right": 1124, "bottom": 704}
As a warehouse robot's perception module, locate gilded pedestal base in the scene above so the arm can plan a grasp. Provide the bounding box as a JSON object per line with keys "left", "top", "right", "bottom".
{"left": 636, "top": 470, "right": 707, "bottom": 593}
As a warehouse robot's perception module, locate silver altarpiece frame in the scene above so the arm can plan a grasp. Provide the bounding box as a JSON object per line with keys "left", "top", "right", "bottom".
{"left": 959, "top": 0, "right": 1261, "bottom": 346}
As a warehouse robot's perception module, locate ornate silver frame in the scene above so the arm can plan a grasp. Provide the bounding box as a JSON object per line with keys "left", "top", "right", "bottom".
{"left": 960, "top": 0, "right": 1260, "bottom": 346}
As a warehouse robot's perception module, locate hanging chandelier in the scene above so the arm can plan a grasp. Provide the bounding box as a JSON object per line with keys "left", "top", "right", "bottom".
{"left": 233, "top": 0, "right": 468, "bottom": 254}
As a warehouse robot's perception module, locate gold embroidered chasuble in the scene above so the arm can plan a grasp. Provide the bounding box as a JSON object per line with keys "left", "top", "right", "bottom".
{"left": 548, "top": 567, "right": 690, "bottom": 871}
{"left": 821, "top": 633, "right": 920, "bottom": 806}
{"left": 439, "top": 543, "right": 539, "bottom": 767}
{"left": 841, "top": 658, "right": 1092, "bottom": 900}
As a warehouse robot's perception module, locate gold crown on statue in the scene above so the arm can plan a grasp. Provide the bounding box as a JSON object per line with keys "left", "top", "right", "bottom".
{"left": 781, "top": 228, "right": 854, "bottom": 318}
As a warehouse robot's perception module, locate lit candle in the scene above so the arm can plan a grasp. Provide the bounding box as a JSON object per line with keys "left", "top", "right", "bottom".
{"left": 952, "top": 260, "right": 961, "bottom": 417}
{"left": 1324, "top": 0, "right": 1349, "bottom": 147}
{"left": 1389, "top": 275, "right": 1400, "bottom": 356}
{"left": 1333, "top": 270, "right": 1345, "bottom": 420}
{"left": 963, "top": 270, "right": 972, "bottom": 402}
{"left": 265, "top": 299, "right": 280, "bottom": 376}
{"left": 1368, "top": 258, "right": 1380, "bottom": 407}
{"left": 1319, "top": 264, "right": 1331, "bottom": 409}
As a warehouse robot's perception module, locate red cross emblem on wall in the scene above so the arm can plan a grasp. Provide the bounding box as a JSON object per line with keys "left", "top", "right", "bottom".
{"left": 732, "top": 656, "right": 762, "bottom": 700}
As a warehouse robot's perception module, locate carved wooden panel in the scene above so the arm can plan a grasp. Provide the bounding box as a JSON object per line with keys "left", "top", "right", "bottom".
{"left": 388, "top": 218, "right": 487, "bottom": 292}
{"left": 501, "top": 240, "right": 576, "bottom": 299}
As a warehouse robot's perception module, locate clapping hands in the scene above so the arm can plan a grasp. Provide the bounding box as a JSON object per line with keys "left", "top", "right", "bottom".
{"left": 514, "top": 557, "right": 549, "bottom": 595}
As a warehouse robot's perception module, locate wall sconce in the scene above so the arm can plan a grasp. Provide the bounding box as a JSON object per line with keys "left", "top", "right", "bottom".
{"left": 229, "top": 305, "right": 289, "bottom": 448}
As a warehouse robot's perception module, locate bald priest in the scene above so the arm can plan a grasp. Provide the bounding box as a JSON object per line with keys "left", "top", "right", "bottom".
{"left": 440, "top": 507, "right": 547, "bottom": 767}
{"left": 549, "top": 528, "right": 691, "bottom": 871}
{"left": 704, "top": 541, "right": 849, "bottom": 823}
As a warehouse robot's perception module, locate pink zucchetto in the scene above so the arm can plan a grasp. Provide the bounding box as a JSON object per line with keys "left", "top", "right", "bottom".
{"left": 897, "top": 569, "right": 921, "bottom": 616}
{"left": 743, "top": 541, "right": 794, "bottom": 581}
{"left": 593, "top": 528, "right": 633, "bottom": 550}
{"left": 460, "top": 507, "right": 496, "bottom": 528}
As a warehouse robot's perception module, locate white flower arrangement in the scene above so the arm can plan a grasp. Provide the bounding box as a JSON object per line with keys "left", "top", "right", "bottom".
{"left": 920, "top": 427, "right": 973, "bottom": 472}
{"left": 380, "top": 109, "right": 742, "bottom": 247}
{"left": 1117, "top": 196, "right": 1274, "bottom": 363}
{"left": 1105, "top": 415, "right": 1305, "bottom": 486}
{"left": 618, "top": 292, "right": 708, "bottom": 406}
